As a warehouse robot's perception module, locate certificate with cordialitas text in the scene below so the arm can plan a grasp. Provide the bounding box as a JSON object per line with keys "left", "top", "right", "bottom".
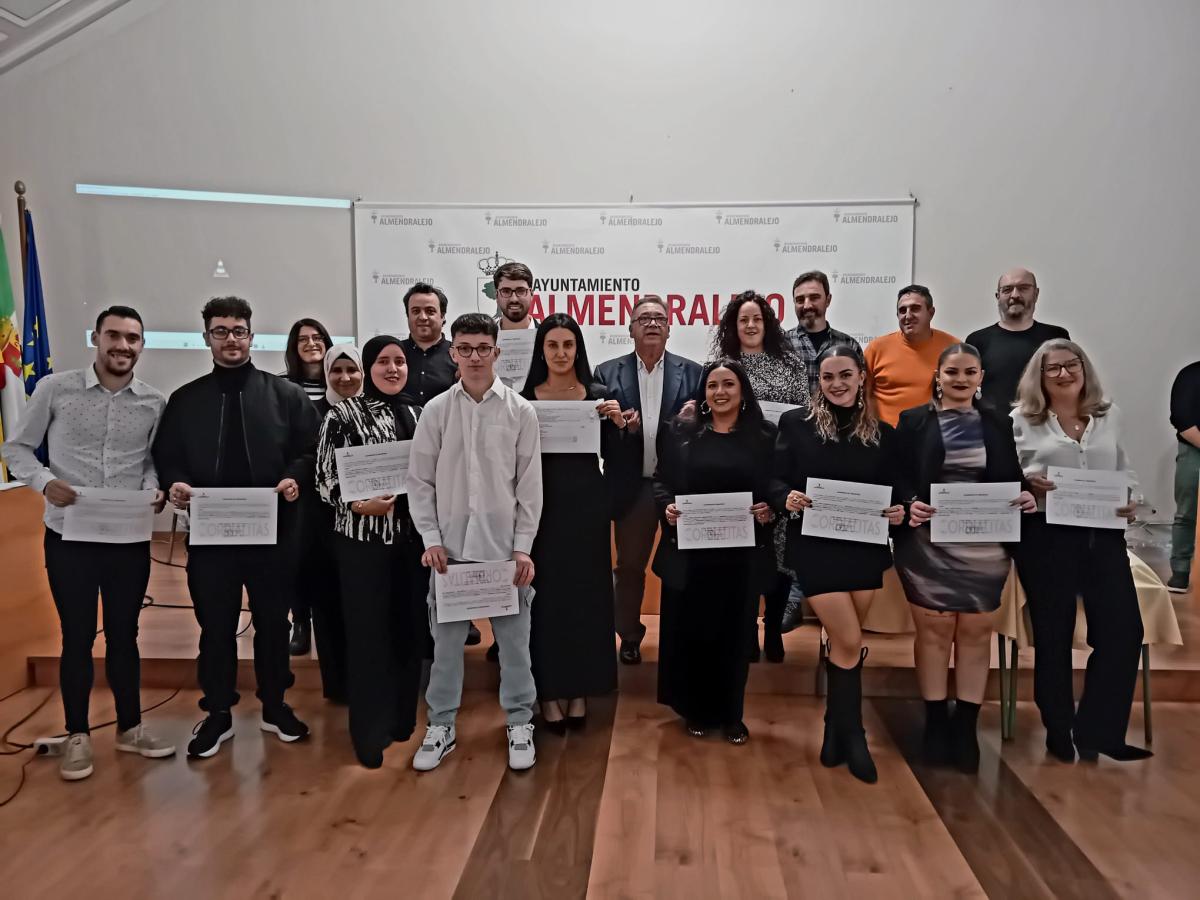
{"left": 930, "top": 482, "right": 1021, "bottom": 543}
{"left": 434, "top": 561, "right": 519, "bottom": 624}
{"left": 188, "top": 488, "right": 279, "bottom": 545}
{"left": 800, "top": 478, "right": 891, "bottom": 546}
{"left": 529, "top": 401, "right": 601, "bottom": 454}
{"left": 334, "top": 440, "right": 412, "bottom": 502}
{"left": 1045, "top": 467, "right": 1129, "bottom": 530}
{"left": 675, "top": 491, "right": 755, "bottom": 549}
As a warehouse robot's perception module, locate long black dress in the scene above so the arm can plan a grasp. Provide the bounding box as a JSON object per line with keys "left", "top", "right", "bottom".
{"left": 772, "top": 404, "right": 898, "bottom": 596}
{"left": 528, "top": 384, "right": 619, "bottom": 701}
{"left": 654, "top": 420, "right": 777, "bottom": 728}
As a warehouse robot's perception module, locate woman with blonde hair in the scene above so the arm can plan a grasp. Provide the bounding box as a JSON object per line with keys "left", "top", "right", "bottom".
{"left": 1011, "top": 338, "right": 1150, "bottom": 763}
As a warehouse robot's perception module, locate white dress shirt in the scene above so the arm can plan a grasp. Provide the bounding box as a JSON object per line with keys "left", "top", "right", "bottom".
{"left": 1010, "top": 404, "right": 1138, "bottom": 510}
{"left": 407, "top": 376, "right": 543, "bottom": 562}
{"left": 636, "top": 354, "right": 665, "bottom": 478}
{"left": 2, "top": 366, "right": 166, "bottom": 532}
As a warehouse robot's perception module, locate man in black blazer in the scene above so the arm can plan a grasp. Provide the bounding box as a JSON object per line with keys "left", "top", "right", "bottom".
{"left": 594, "top": 295, "right": 702, "bottom": 663}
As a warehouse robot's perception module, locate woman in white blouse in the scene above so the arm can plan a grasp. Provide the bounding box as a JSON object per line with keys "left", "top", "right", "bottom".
{"left": 1011, "top": 339, "right": 1151, "bottom": 764}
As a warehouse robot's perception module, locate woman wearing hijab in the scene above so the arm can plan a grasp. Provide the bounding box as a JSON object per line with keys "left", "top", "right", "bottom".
{"left": 316, "top": 336, "right": 426, "bottom": 768}
{"left": 297, "top": 344, "right": 364, "bottom": 703}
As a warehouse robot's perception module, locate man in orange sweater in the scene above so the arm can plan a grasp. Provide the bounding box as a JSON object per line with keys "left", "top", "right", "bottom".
{"left": 863, "top": 284, "right": 958, "bottom": 425}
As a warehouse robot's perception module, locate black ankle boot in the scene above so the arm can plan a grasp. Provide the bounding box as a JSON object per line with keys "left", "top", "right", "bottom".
{"left": 820, "top": 659, "right": 843, "bottom": 768}
{"left": 763, "top": 590, "right": 785, "bottom": 663}
{"left": 922, "top": 699, "right": 950, "bottom": 765}
{"left": 289, "top": 619, "right": 311, "bottom": 656}
{"left": 951, "top": 700, "right": 981, "bottom": 773}
{"left": 827, "top": 649, "right": 877, "bottom": 784}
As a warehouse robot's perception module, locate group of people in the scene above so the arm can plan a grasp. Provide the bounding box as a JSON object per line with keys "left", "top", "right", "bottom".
{"left": 4, "top": 260, "right": 1192, "bottom": 784}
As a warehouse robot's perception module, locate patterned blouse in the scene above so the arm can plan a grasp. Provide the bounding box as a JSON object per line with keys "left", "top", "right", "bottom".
{"left": 315, "top": 395, "right": 421, "bottom": 545}
{"left": 737, "top": 350, "right": 812, "bottom": 410}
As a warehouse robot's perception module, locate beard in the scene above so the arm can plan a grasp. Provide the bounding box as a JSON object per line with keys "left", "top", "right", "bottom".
{"left": 501, "top": 303, "right": 528, "bottom": 323}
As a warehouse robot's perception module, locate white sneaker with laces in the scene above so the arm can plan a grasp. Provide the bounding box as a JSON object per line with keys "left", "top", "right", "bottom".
{"left": 507, "top": 723, "right": 536, "bottom": 770}
{"left": 116, "top": 723, "right": 177, "bottom": 758}
{"left": 412, "top": 724, "right": 456, "bottom": 771}
{"left": 60, "top": 733, "right": 94, "bottom": 781}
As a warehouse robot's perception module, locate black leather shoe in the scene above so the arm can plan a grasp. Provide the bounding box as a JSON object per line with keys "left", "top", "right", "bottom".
{"left": 465, "top": 623, "right": 482, "bottom": 646}
{"left": 619, "top": 641, "right": 642, "bottom": 665}
{"left": 289, "top": 619, "right": 311, "bottom": 656}
{"left": 723, "top": 722, "right": 750, "bottom": 745}
{"left": 1075, "top": 742, "right": 1153, "bottom": 762}
{"left": 1046, "top": 730, "right": 1075, "bottom": 763}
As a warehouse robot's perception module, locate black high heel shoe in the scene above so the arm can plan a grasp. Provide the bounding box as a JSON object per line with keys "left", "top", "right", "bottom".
{"left": 565, "top": 700, "right": 587, "bottom": 730}
{"left": 540, "top": 703, "right": 567, "bottom": 735}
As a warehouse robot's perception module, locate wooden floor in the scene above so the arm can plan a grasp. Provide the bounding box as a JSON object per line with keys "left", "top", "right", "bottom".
{"left": 2, "top": 685, "right": 1196, "bottom": 898}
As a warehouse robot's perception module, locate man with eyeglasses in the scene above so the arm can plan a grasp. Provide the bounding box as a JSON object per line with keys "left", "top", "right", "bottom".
{"left": 594, "top": 295, "right": 702, "bottom": 664}
{"left": 408, "top": 312, "right": 543, "bottom": 771}
{"left": 153, "top": 296, "right": 321, "bottom": 758}
{"left": 966, "top": 268, "right": 1069, "bottom": 410}
{"left": 492, "top": 261, "right": 538, "bottom": 392}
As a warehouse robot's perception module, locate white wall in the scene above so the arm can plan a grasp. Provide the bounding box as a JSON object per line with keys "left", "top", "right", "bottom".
{"left": 1, "top": 0, "right": 1197, "bottom": 516}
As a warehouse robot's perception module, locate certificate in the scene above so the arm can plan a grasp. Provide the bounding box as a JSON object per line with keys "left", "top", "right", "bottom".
{"left": 61, "top": 488, "right": 156, "bottom": 544}
{"left": 1045, "top": 467, "right": 1129, "bottom": 530}
{"left": 800, "top": 478, "right": 891, "bottom": 545}
{"left": 930, "top": 482, "right": 1021, "bottom": 543}
{"left": 434, "top": 561, "right": 519, "bottom": 624}
{"left": 676, "top": 491, "right": 755, "bottom": 549}
{"left": 760, "top": 401, "right": 803, "bottom": 425}
{"left": 189, "top": 488, "right": 278, "bottom": 545}
{"left": 334, "top": 440, "right": 412, "bottom": 501}
{"left": 529, "top": 401, "right": 601, "bottom": 454}
{"left": 495, "top": 329, "right": 536, "bottom": 385}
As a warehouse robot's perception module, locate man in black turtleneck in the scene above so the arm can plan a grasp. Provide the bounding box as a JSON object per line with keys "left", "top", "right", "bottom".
{"left": 153, "top": 297, "right": 320, "bottom": 759}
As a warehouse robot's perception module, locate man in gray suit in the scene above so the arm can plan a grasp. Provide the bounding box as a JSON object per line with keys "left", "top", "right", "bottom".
{"left": 594, "top": 295, "right": 702, "bottom": 664}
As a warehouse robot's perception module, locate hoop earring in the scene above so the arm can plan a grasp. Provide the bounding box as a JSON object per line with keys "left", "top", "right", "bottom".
{"left": 700, "top": 400, "right": 711, "bottom": 415}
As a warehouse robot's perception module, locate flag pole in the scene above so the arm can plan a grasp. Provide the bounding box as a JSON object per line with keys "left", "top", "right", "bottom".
{"left": 14, "top": 181, "right": 27, "bottom": 279}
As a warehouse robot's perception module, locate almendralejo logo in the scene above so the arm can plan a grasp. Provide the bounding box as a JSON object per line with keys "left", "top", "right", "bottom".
{"left": 837, "top": 273, "right": 898, "bottom": 284}
{"left": 717, "top": 210, "right": 781, "bottom": 226}
{"left": 833, "top": 208, "right": 899, "bottom": 224}
{"left": 370, "top": 211, "right": 433, "bottom": 226}
{"left": 544, "top": 241, "right": 606, "bottom": 255}
{"left": 485, "top": 211, "right": 549, "bottom": 227}
{"left": 600, "top": 212, "right": 662, "bottom": 227}
{"left": 775, "top": 239, "right": 838, "bottom": 253}
{"left": 658, "top": 241, "right": 720, "bottom": 255}
{"left": 428, "top": 240, "right": 491, "bottom": 255}
{"left": 371, "top": 272, "right": 436, "bottom": 286}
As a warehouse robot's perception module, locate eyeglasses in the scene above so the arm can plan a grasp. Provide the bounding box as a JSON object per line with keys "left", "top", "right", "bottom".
{"left": 1042, "top": 358, "right": 1082, "bottom": 377}
{"left": 208, "top": 326, "right": 250, "bottom": 340}
{"left": 998, "top": 283, "right": 1035, "bottom": 296}
{"left": 452, "top": 344, "right": 498, "bottom": 358}
{"left": 498, "top": 287, "right": 531, "bottom": 300}
{"left": 296, "top": 335, "right": 325, "bottom": 347}
{"left": 633, "top": 315, "right": 668, "bottom": 327}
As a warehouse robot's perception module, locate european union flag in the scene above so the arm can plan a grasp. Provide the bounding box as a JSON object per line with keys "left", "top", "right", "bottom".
{"left": 21, "top": 209, "right": 52, "bottom": 394}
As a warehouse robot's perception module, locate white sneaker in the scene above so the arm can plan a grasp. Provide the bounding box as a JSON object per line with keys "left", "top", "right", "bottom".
{"left": 60, "top": 733, "right": 94, "bottom": 781}
{"left": 507, "top": 724, "right": 536, "bottom": 770}
{"left": 412, "top": 724, "right": 456, "bottom": 771}
{"left": 116, "top": 723, "right": 177, "bottom": 758}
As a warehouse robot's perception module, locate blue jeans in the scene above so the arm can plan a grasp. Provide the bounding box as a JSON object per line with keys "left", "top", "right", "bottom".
{"left": 425, "top": 583, "right": 536, "bottom": 727}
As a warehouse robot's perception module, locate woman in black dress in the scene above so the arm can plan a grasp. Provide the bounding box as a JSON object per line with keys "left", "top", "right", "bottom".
{"left": 521, "top": 314, "right": 623, "bottom": 730}
{"left": 283, "top": 317, "right": 334, "bottom": 656}
{"left": 772, "top": 345, "right": 905, "bottom": 783}
{"left": 893, "top": 343, "right": 1035, "bottom": 772}
{"left": 654, "top": 359, "right": 777, "bottom": 744}
{"left": 710, "top": 290, "right": 810, "bottom": 663}
{"left": 315, "top": 335, "right": 428, "bottom": 768}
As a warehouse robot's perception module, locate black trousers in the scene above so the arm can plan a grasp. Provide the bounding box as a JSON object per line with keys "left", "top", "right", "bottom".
{"left": 186, "top": 544, "right": 295, "bottom": 712}
{"left": 1015, "top": 516, "right": 1143, "bottom": 748}
{"left": 43, "top": 531, "right": 150, "bottom": 734}
{"left": 334, "top": 533, "right": 429, "bottom": 760}
{"left": 292, "top": 501, "right": 347, "bottom": 699}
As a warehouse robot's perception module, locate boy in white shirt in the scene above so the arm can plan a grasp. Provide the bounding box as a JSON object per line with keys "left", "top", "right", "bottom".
{"left": 407, "top": 312, "right": 543, "bottom": 771}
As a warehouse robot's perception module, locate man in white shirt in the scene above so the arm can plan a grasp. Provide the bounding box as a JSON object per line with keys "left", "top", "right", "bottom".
{"left": 408, "top": 312, "right": 543, "bottom": 771}
{"left": 594, "top": 296, "right": 702, "bottom": 664}
{"left": 2, "top": 306, "right": 175, "bottom": 781}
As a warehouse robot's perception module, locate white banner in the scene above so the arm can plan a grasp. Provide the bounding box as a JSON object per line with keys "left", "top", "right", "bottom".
{"left": 354, "top": 201, "right": 914, "bottom": 367}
